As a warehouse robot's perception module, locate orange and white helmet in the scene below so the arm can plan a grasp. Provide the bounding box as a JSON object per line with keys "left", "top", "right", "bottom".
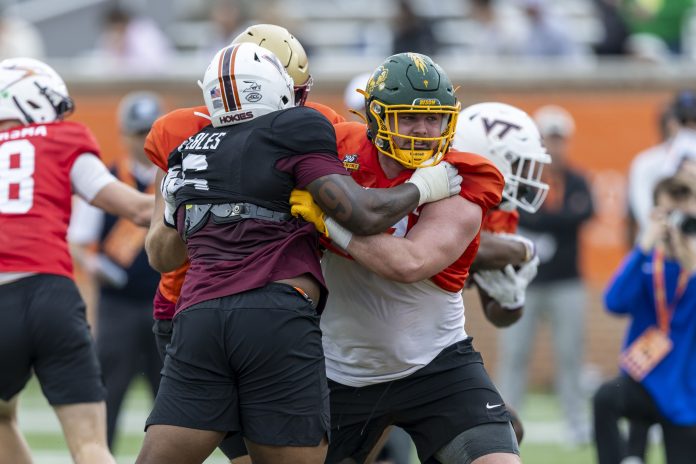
{"left": 454, "top": 102, "right": 551, "bottom": 213}
{"left": 200, "top": 43, "right": 294, "bottom": 128}
{"left": 0, "top": 57, "right": 74, "bottom": 125}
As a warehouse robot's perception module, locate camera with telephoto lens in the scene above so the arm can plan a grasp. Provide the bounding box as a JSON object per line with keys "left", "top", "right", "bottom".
{"left": 668, "top": 210, "right": 696, "bottom": 235}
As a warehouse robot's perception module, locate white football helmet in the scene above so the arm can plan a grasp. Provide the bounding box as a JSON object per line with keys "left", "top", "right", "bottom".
{"left": 200, "top": 43, "right": 294, "bottom": 128}
{"left": 0, "top": 57, "right": 74, "bottom": 125}
{"left": 454, "top": 102, "right": 551, "bottom": 213}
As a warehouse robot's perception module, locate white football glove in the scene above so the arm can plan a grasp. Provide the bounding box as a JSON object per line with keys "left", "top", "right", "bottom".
{"left": 407, "top": 161, "right": 462, "bottom": 206}
{"left": 473, "top": 256, "right": 540, "bottom": 310}
{"left": 161, "top": 164, "right": 184, "bottom": 228}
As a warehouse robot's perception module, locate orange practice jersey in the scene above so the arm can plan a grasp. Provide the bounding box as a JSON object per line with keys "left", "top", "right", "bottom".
{"left": 481, "top": 209, "right": 519, "bottom": 234}
{"left": 330, "top": 121, "right": 504, "bottom": 292}
{"left": 144, "top": 102, "right": 345, "bottom": 318}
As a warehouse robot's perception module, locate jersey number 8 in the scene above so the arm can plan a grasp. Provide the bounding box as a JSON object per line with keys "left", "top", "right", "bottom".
{"left": 0, "top": 140, "right": 35, "bottom": 214}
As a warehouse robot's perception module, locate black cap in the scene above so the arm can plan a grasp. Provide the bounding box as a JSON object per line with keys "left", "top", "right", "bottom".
{"left": 118, "top": 91, "right": 162, "bottom": 135}
{"left": 672, "top": 90, "right": 696, "bottom": 124}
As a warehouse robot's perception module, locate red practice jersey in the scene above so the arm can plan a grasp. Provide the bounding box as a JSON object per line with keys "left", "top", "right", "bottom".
{"left": 0, "top": 121, "right": 102, "bottom": 279}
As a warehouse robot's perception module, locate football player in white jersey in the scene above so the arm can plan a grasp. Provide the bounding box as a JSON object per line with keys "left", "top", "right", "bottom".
{"left": 455, "top": 102, "right": 551, "bottom": 328}
{"left": 292, "top": 53, "right": 521, "bottom": 464}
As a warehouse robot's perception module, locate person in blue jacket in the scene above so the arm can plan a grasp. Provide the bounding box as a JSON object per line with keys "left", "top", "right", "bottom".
{"left": 593, "top": 174, "right": 696, "bottom": 464}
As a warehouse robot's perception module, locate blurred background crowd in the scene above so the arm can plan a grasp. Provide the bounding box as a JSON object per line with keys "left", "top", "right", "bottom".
{"left": 4, "top": 0, "right": 696, "bottom": 66}
{"left": 6, "top": 0, "right": 696, "bottom": 463}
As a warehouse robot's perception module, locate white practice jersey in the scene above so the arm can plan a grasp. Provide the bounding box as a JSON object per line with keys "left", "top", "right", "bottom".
{"left": 321, "top": 251, "right": 468, "bottom": 387}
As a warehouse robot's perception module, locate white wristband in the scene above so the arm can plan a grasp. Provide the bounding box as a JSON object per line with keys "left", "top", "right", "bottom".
{"left": 405, "top": 176, "right": 429, "bottom": 206}
{"left": 325, "top": 217, "right": 353, "bottom": 250}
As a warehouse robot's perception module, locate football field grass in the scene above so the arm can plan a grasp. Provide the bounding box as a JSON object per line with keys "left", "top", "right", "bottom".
{"left": 17, "top": 376, "right": 666, "bottom": 463}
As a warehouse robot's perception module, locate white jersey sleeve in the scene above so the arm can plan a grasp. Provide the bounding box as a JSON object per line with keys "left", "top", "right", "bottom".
{"left": 67, "top": 196, "right": 104, "bottom": 245}
{"left": 70, "top": 153, "right": 117, "bottom": 203}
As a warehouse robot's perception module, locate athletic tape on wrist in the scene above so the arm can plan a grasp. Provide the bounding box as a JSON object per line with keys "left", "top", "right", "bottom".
{"left": 325, "top": 217, "right": 353, "bottom": 250}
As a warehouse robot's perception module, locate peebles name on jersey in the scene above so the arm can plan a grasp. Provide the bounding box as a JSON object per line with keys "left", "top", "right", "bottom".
{"left": 170, "top": 105, "right": 336, "bottom": 217}
{"left": 176, "top": 130, "right": 226, "bottom": 154}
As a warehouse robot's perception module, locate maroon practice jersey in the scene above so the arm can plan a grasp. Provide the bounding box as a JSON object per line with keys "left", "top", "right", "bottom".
{"left": 0, "top": 121, "right": 102, "bottom": 279}
{"left": 172, "top": 107, "right": 347, "bottom": 315}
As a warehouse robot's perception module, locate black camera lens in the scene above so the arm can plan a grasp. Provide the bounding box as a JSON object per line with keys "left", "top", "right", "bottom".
{"left": 680, "top": 215, "right": 696, "bottom": 235}
{"left": 667, "top": 210, "right": 696, "bottom": 235}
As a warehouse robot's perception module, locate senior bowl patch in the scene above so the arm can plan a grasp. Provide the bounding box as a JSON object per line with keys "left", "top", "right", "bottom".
{"left": 342, "top": 153, "right": 360, "bottom": 171}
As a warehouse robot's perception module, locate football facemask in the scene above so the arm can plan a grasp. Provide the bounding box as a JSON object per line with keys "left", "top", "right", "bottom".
{"left": 454, "top": 102, "right": 551, "bottom": 213}
{"left": 365, "top": 53, "right": 459, "bottom": 168}
{"left": 0, "top": 57, "right": 74, "bottom": 125}
{"left": 368, "top": 99, "right": 459, "bottom": 168}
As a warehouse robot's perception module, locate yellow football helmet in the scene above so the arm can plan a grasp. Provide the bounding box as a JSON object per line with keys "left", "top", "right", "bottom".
{"left": 365, "top": 53, "right": 460, "bottom": 168}
{"left": 232, "top": 24, "right": 312, "bottom": 105}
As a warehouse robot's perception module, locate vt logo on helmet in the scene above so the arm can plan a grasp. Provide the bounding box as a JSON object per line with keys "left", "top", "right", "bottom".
{"left": 454, "top": 102, "right": 552, "bottom": 213}
{"left": 364, "top": 52, "right": 460, "bottom": 168}
{"left": 200, "top": 42, "right": 295, "bottom": 128}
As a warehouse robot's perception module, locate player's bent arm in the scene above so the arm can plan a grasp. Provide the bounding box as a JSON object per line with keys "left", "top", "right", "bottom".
{"left": 90, "top": 182, "right": 153, "bottom": 227}
{"left": 345, "top": 195, "right": 482, "bottom": 283}
{"left": 476, "top": 286, "right": 523, "bottom": 327}
{"left": 472, "top": 232, "right": 528, "bottom": 272}
{"left": 603, "top": 249, "right": 647, "bottom": 315}
{"left": 145, "top": 171, "right": 188, "bottom": 273}
{"left": 306, "top": 173, "right": 420, "bottom": 235}
{"left": 70, "top": 153, "right": 153, "bottom": 227}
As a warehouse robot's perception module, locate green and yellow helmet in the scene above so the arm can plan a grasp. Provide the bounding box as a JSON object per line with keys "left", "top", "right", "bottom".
{"left": 364, "top": 52, "right": 460, "bottom": 168}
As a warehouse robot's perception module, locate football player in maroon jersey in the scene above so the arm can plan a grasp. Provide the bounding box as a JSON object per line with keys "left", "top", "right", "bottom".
{"left": 137, "top": 43, "right": 462, "bottom": 464}
{"left": 0, "top": 58, "right": 153, "bottom": 464}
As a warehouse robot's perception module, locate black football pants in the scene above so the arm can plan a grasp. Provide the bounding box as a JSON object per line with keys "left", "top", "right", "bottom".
{"left": 593, "top": 374, "right": 696, "bottom": 464}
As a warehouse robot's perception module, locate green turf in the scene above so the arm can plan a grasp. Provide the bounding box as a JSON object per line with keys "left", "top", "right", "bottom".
{"left": 517, "top": 443, "right": 665, "bottom": 464}
{"left": 18, "top": 376, "right": 668, "bottom": 463}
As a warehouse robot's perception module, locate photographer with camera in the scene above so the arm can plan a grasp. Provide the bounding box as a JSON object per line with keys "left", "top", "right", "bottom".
{"left": 593, "top": 175, "right": 696, "bottom": 464}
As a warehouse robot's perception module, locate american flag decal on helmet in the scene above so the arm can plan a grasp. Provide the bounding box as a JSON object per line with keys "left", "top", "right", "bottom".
{"left": 217, "top": 45, "right": 242, "bottom": 112}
